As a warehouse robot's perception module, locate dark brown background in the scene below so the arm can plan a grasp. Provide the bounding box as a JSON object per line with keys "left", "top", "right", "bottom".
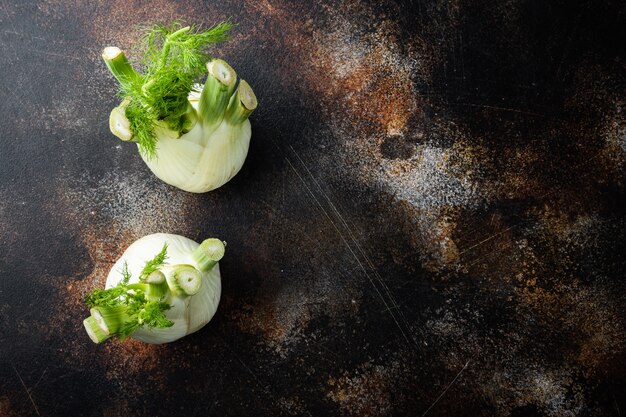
{"left": 0, "top": 0, "right": 625, "bottom": 416}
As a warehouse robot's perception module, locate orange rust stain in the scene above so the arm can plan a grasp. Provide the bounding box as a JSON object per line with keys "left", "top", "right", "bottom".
{"left": 517, "top": 280, "right": 623, "bottom": 378}
{"left": 0, "top": 397, "right": 19, "bottom": 417}
{"left": 327, "top": 362, "right": 397, "bottom": 417}
{"left": 508, "top": 207, "right": 625, "bottom": 378}
{"left": 240, "top": 0, "right": 421, "bottom": 141}
{"left": 310, "top": 40, "right": 418, "bottom": 139}
{"left": 233, "top": 301, "right": 311, "bottom": 353}
{"left": 101, "top": 338, "right": 167, "bottom": 376}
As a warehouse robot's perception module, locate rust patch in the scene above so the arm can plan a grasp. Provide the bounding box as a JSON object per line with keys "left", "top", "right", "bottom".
{"left": 422, "top": 200, "right": 625, "bottom": 415}
{"left": 484, "top": 366, "right": 586, "bottom": 416}
{"left": 0, "top": 397, "right": 19, "bottom": 417}
{"left": 38, "top": 0, "right": 199, "bottom": 48}
{"left": 327, "top": 360, "right": 402, "bottom": 417}
{"left": 233, "top": 301, "right": 312, "bottom": 356}
{"left": 598, "top": 97, "right": 626, "bottom": 176}
{"left": 101, "top": 399, "right": 133, "bottom": 417}
{"left": 515, "top": 209, "right": 625, "bottom": 378}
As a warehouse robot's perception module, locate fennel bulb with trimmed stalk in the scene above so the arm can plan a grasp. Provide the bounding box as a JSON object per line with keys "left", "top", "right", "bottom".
{"left": 83, "top": 233, "right": 225, "bottom": 344}
{"left": 103, "top": 21, "right": 258, "bottom": 193}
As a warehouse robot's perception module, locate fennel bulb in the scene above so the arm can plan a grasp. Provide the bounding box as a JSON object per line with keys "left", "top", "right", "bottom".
{"left": 139, "top": 81, "right": 254, "bottom": 193}
{"left": 103, "top": 22, "right": 258, "bottom": 193}
{"left": 83, "top": 233, "right": 225, "bottom": 344}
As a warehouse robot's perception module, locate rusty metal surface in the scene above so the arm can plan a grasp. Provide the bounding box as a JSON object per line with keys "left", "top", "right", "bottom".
{"left": 0, "top": 0, "right": 625, "bottom": 416}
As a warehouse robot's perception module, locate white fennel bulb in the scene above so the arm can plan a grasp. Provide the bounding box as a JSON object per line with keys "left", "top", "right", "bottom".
{"left": 102, "top": 22, "right": 258, "bottom": 193}
{"left": 83, "top": 233, "right": 226, "bottom": 344}
{"left": 140, "top": 85, "right": 253, "bottom": 193}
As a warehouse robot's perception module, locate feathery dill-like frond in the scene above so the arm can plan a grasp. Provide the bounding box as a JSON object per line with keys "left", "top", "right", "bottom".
{"left": 140, "top": 243, "right": 168, "bottom": 280}
{"left": 120, "top": 261, "right": 131, "bottom": 285}
{"left": 111, "top": 20, "right": 233, "bottom": 158}
{"left": 84, "top": 245, "right": 174, "bottom": 341}
{"left": 118, "top": 300, "right": 173, "bottom": 340}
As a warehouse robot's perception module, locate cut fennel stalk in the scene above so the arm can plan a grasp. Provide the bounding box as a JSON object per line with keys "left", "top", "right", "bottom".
{"left": 82, "top": 233, "right": 225, "bottom": 344}
{"left": 102, "top": 22, "right": 258, "bottom": 193}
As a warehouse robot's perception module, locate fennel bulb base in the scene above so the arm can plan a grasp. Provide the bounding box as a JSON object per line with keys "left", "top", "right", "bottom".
{"left": 140, "top": 118, "right": 251, "bottom": 193}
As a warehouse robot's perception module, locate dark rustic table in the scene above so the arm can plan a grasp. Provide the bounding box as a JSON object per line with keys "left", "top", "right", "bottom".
{"left": 1, "top": 1, "right": 624, "bottom": 416}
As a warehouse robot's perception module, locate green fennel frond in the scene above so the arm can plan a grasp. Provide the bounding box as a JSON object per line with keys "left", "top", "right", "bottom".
{"left": 139, "top": 302, "right": 174, "bottom": 328}
{"left": 140, "top": 243, "right": 168, "bottom": 280}
{"left": 85, "top": 286, "right": 128, "bottom": 308}
{"left": 112, "top": 20, "right": 233, "bottom": 158}
{"left": 118, "top": 301, "right": 173, "bottom": 340}
{"left": 84, "top": 274, "right": 145, "bottom": 310}
{"left": 120, "top": 261, "right": 131, "bottom": 285}
{"left": 84, "top": 246, "right": 174, "bottom": 340}
{"left": 140, "top": 21, "right": 232, "bottom": 75}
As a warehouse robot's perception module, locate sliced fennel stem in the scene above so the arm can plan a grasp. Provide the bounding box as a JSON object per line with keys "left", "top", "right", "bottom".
{"left": 198, "top": 59, "right": 237, "bottom": 130}
{"left": 102, "top": 47, "right": 141, "bottom": 88}
{"left": 224, "top": 80, "right": 258, "bottom": 125}
{"left": 83, "top": 316, "right": 110, "bottom": 343}
{"left": 193, "top": 238, "right": 226, "bottom": 272}
{"left": 167, "top": 264, "right": 202, "bottom": 296}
